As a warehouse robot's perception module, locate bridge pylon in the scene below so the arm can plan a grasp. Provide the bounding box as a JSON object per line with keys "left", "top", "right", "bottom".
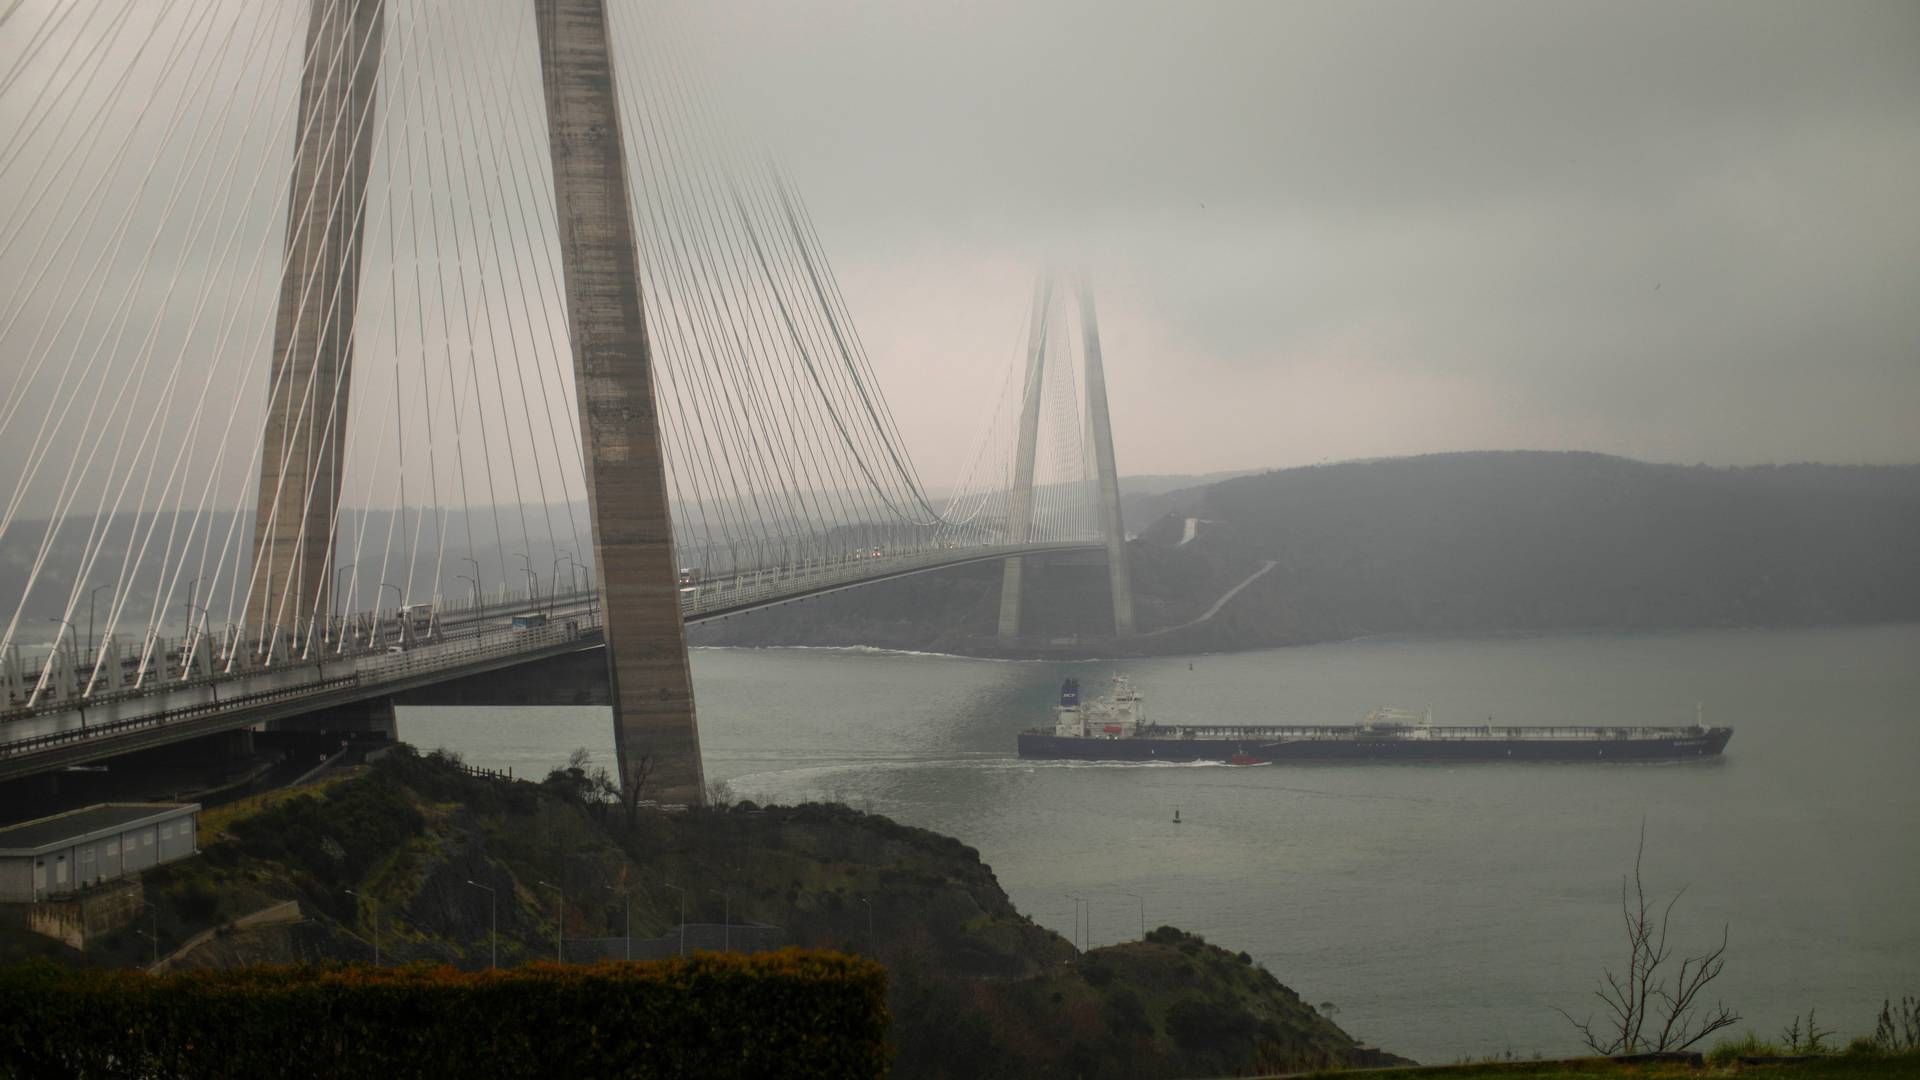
{"left": 996, "top": 277, "right": 1054, "bottom": 641}
{"left": 1077, "top": 278, "right": 1135, "bottom": 636}
{"left": 534, "top": 0, "right": 704, "bottom": 805}
{"left": 246, "top": 0, "right": 385, "bottom": 654}
{"left": 996, "top": 274, "right": 1135, "bottom": 641}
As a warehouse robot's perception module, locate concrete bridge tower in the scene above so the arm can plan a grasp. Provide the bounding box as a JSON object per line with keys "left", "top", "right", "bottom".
{"left": 1077, "top": 278, "right": 1135, "bottom": 636}
{"left": 996, "top": 274, "right": 1135, "bottom": 642}
{"left": 246, "top": 0, "right": 385, "bottom": 653}
{"left": 996, "top": 278, "right": 1054, "bottom": 641}
{"left": 534, "top": 0, "right": 704, "bottom": 805}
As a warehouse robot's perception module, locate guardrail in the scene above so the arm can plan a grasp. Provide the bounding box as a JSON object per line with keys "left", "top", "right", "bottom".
{"left": 0, "top": 540, "right": 1099, "bottom": 761}
{"left": 0, "top": 618, "right": 595, "bottom": 759}
{"left": 0, "top": 674, "right": 361, "bottom": 759}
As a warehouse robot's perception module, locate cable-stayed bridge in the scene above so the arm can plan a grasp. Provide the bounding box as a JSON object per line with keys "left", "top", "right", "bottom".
{"left": 0, "top": 0, "right": 1134, "bottom": 804}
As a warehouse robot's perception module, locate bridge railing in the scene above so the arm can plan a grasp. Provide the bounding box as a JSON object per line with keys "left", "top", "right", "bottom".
{"left": 0, "top": 618, "right": 597, "bottom": 759}
{"left": 0, "top": 539, "right": 1098, "bottom": 758}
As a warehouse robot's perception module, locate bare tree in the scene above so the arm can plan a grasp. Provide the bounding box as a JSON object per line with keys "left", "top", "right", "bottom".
{"left": 621, "top": 750, "right": 656, "bottom": 830}
{"left": 1556, "top": 824, "right": 1739, "bottom": 1055}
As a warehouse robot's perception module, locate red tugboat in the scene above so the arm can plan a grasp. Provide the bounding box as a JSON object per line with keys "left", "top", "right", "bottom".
{"left": 1019, "top": 676, "right": 1732, "bottom": 763}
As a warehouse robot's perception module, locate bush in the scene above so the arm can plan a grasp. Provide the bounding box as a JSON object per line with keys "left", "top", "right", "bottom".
{"left": 1707, "top": 1031, "right": 1783, "bottom": 1064}
{"left": 1166, "top": 995, "right": 1256, "bottom": 1052}
{"left": 0, "top": 951, "right": 888, "bottom": 1079}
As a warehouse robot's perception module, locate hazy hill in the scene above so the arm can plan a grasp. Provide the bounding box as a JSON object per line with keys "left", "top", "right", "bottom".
{"left": 1136, "top": 452, "right": 1920, "bottom": 650}
{"left": 694, "top": 452, "right": 1920, "bottom": 654}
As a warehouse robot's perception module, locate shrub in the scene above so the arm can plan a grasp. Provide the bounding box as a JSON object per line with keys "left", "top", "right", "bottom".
{"left": 0, "top": 951, "right": 888, "bottom": 1079}
{"left": 1707, "top": 1031, "right": 1783, "bottom": 1065}
{"left": 1103, "top": 987, "right": 1151, "bottom": 1034}
{"left": 1871, "top": 995, "right": 1920, "bottom": 1053}
{"left": 1166, "top": 995, "right": 1256, "bottom": 1052}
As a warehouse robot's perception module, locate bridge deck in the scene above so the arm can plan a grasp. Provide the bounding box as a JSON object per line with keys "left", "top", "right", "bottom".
{"left": 0, "top": 542, "right": 1097, "bottom": 780}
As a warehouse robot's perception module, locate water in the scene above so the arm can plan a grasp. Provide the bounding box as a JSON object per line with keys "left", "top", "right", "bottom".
{"left": 400, "top": 624, "right": 1920, "bottom": 1063}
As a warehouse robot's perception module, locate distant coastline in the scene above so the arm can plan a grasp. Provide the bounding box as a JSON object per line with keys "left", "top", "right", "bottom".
{"left": 691, "top": 451, "right": 1920, "bottom": 658}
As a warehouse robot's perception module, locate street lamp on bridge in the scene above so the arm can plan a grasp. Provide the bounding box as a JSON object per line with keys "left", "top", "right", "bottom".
{"left": 511, "top": 552, "right": 535, "bottom": 605}
{"left": 458, "top": 556, "right": 481, "bottom": 607}
{"left": 373, "top": 583, "right": 402, "bottom": 648}
{"left": 42, "top": 618, "right": 75, "bottom": 704}
{"left": 86, "top": 583, "right": 112, "bottom": 665}
{"left": 331, "top": 564, "right": 355, "bottom": 644}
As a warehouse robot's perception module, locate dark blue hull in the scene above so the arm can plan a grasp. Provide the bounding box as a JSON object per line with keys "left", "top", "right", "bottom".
{"left": 1016, "top": 727, "right": 1731, "bottom": 763}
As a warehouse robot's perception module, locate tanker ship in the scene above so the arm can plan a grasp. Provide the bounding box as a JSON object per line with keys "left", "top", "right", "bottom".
{"left": 1016, "top": 676, "right": 1732, "bottom": 763}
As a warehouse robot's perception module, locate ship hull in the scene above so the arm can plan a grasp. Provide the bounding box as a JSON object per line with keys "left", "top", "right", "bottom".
{"left": 1016, "top": 728, "right": 1731, "bottom": 763}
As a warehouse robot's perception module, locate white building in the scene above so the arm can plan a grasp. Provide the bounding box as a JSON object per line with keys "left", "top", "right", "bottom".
{"left": 0, "top": 803, "right": 200, "bottom": 902}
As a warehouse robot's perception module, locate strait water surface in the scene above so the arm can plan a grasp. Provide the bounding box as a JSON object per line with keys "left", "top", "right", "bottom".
{"left": 402, "top": 623, "right": 1920, "bottom": 1063}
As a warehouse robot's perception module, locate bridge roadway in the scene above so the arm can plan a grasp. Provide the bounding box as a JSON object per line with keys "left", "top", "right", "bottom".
{"left": 0, "top": 541, "right": 1099, "bottom": 781}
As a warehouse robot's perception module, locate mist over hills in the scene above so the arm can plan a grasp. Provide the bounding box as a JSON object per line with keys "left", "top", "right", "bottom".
{"left": 692, "top": 451, "right": 1920, "bottom": 654}
{"left": 9, "top": 452, "right": 1914, "bottom": 656}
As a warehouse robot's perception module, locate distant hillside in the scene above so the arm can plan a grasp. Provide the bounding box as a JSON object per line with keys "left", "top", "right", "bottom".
{"left": 694, "top": 452, "right": 1920, "bottom": 655}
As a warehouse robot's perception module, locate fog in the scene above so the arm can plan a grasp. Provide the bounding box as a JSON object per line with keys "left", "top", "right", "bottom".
{"left": 3, "top": 0, "right": 1916, "bottom": 524}
{"left": 690, "top": 0, "right": 1920, "bottom": 474}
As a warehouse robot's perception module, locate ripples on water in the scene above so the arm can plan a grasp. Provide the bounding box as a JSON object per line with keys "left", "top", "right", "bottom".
{"left": 402, "top": 624, "right": 1920, "bottom": 1063}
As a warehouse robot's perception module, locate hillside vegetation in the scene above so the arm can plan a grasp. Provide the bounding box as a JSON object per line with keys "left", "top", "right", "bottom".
{"left": 695, "top": 452, "right": 1920, "bottom": 655}
{"left": 6, "top": 747, "right": 1400, "bottom": 1078}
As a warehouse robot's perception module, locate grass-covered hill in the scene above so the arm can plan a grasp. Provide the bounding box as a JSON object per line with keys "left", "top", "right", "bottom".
{"left": 1131, "top": 451, "right": 1920, "bottom": 650}
{"left": 5, "top": 747, "right": 1401, "bottom": 1078}
{"left": 694, "top": 452, "right": 1920, "bottom": 655}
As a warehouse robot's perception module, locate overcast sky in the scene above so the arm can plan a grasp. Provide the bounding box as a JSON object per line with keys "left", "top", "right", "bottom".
{"left": 686, "top": 0, "right": 1920, "bottom": 475}
{"left": 3, "top": 0, "right": 1917, "bottom": 534}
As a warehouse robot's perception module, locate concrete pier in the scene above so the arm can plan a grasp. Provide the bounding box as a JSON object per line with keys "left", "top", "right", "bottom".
{"left": 534, "top": 0, "right": 704, "bottom": 805}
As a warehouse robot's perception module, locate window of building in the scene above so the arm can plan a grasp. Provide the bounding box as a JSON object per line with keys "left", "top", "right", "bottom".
{"left": 142, "top": 832, "right": 152, "bottom": 847}
{"left": 54, "top": 857, "right": 67, "bottom": 885}
{"left": 105, "top": 840, "right": 117, "bottom": 857}
{"left": 160, "top": 824, "right": 171, "bottom": 840}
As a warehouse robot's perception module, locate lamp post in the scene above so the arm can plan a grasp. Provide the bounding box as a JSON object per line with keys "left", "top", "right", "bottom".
{"left": 464, "top": 880, "right": 496, "bottom": 969}
{"left": 456, "top": 574, "right": 478, "bottom": 610}
{"left": 373, "top": 583, "right": 402, "bottom": 647}
{"left": 661, "top": 881, "right": 686, "bottom": 957}
{"left": 86, "top": 583, "right": 112, "bottom": 664}
{"left": 606, "top": 883, "right": 630, "bottom": 961}
{"left": 45, "top": 618, "right": 75, "bottom": 700}
{"left": 458, "top": 556, "right": 482, "bottom": 608}
{"left": 538, "top": 880, "right": 564, "bottom": 963}
{"left": 344, "top": 889, "right": 379, "bottom": 965}
{"left": 550, "top": 555, "right": 572, "bottom": 616}
{"left": 182, "top": 604, "right": 210, "bottom": 676}
{"left": 331, "top": 565, "right": 353, "bottom": 629}
{"left": 859, "top": 895, "right": 874, "bottom": 956}
{"left": 512, "top": 552, "right": 534, "bottom": 603}
{"left": 1068, "top": 895, "right": 1085, "bottom": 951}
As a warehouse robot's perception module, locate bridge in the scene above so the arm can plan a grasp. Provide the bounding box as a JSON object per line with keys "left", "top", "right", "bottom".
{"left": 0, "top": 0, "right": 1136, "bottom": 804}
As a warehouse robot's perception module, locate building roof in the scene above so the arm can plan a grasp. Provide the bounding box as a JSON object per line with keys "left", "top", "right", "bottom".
{"left": 0, "top": 802, "right": 199, "bottom": 856}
